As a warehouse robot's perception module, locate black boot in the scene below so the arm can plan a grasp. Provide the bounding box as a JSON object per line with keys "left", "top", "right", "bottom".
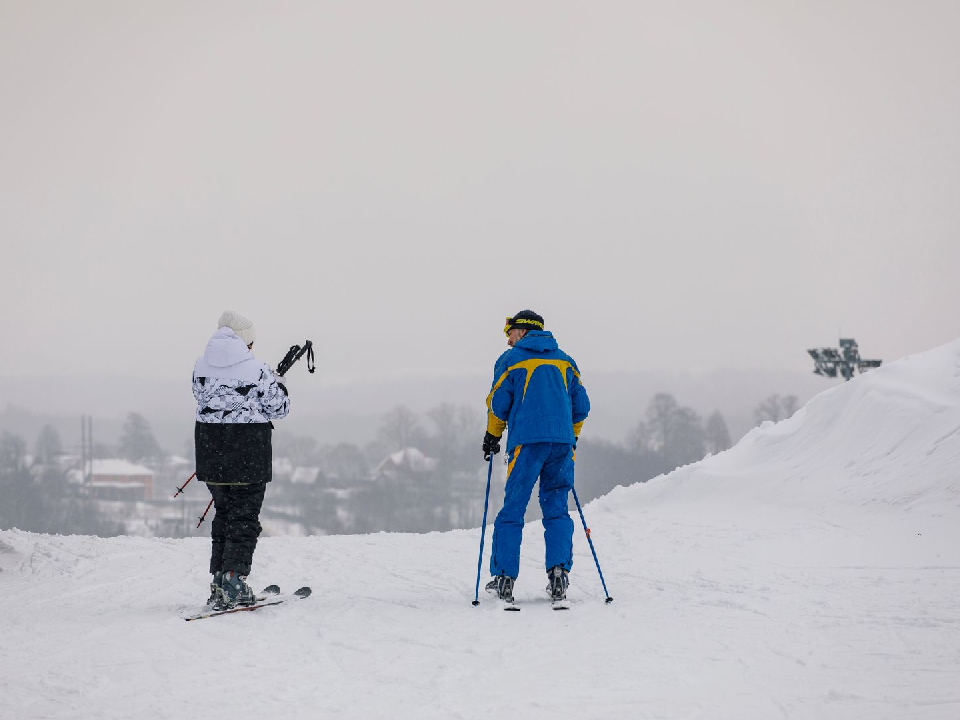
{"left": 546, "top": 565, "right": 569, "bottom": 602}
{"left": 220, "top": 570, "right": 256, "bottom": 609}
{"left": 206, "top": 571, "right": 223, "bottom": 607}
{"left": 485, "top": 575, "right": 516, "bottom": 604}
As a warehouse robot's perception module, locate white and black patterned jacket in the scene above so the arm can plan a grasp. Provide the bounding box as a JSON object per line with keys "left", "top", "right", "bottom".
{"left": 193, "top": 327, "right": 289, "bottom": 423}
{"left": 192, "top": 327, "right": 290, "bottom": 484}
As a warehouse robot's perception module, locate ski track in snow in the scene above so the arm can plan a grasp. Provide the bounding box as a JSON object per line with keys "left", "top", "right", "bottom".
{"left": 3, "top": 339, "right": 960, "bottom": 720}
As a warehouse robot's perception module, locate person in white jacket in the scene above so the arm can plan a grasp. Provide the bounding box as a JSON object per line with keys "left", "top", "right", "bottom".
{"left": 192, "top": 310, "right": 289, "bottom": 608}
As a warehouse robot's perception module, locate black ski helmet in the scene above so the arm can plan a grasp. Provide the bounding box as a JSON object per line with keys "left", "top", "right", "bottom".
{"left": 503, "top": 310, "right": 545, "bottom": 336}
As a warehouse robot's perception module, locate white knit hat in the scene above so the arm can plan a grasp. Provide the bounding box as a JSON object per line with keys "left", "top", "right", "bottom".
{"left": 218, "top": 310, "right": 256, "bottom": 345}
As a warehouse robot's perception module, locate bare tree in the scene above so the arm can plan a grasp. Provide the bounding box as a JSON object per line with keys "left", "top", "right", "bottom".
{"left": 669, "top": 407, "right": 706, "bottom": 466}
{"left": 754, "top": 394, "right": 800, "bottom": 425}
{"left": 781, "top": 395, "right": 799, "bottom": 418}
{"left": 377, "top": 406, "right": 425, "bottom": 451}
{"left": 705, "top": 411, "right": 732, "bottom": 453}
{"left": 642, "top": 393, "right": 680, "bottom": 452}
{"left": 633, "top": 393, "right": 706, "bottom": 467}
{"left": 753, "top": 394, "right": 783, "bottom": 424}
{"left": 631, "top": 420, "right": 653, "bottom": 453}
{"left": 118, "top": 413, "right": 163, "bottom": 462}
{"left": 34, "top": 425, "right": 63, "bottom": 465}
{"left": 426, "top": 403, "right": 479, "bottom": 465}
{"left": 0, "top": 432, "right": 27, "bottom": 472}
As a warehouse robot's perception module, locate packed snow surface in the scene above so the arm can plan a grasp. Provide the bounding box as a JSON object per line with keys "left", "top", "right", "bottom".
{"left": 3, "top": 340, "right": 960, "bottom": 719}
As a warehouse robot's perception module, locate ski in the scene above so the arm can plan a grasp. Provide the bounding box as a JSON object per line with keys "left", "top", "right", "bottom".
{"left": 500, "top": 600, "right": 571, "bottom": 611}
{"left": 184, "top": 586, "right": 311, "bottom": 621}
{"left": 203, "top": 583, "right": 279, "bottom": 609}
{"left": 185, "top": 584, "right": 283, "bottom": 621}
{"left": 502, "top": 598, "right": 570, "bottom": 610}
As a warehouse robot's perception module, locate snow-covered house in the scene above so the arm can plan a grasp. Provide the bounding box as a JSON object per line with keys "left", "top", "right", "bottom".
{"left": 290, "top": 466, "right": 321, "bottom": 485}
{"left": 86, "top": 459, "right": 154, "bottom": 501}
{"left": 374, "top": 448, "right": 438, "bottom": 479}
{"left": 272, "top": 457, "right": 294, "bottom": 482}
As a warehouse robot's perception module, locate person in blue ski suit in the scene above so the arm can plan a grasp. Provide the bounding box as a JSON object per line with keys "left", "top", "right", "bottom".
{"left": 482, "top": 310, "right": 590, "bottom": 604}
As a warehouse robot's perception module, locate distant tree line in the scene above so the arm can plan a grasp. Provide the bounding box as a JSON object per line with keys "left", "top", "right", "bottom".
{"left": 1, "top": 390, "right": 802, "bottom": 538}
{"left": 266, "top": 394, "right": 736, "bottom": 534}
{"left": 0, "top": 429, "right": 120, "bottom": 536}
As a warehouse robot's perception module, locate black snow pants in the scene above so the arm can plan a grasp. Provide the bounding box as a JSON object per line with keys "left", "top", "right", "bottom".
{"left": 207, "top": 483, "right": 267, "bottom": 576}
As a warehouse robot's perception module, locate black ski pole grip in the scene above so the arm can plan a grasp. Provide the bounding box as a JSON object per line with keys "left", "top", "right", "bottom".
{"left": 276, "top": 340, "right": 314, "bottom": 377}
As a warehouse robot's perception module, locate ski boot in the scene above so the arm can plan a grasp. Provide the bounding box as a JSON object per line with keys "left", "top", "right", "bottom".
{"left": 546, "top": 565, "right": 570, "bottom": 610}
{"left": 206, "top": 571, "right": 223, "bottom": 607}
{"left": 485, "top": 575, "right": 519, "bottom": 609}
{"left": 219, "top": 570, "right": 257, "bottom": 609}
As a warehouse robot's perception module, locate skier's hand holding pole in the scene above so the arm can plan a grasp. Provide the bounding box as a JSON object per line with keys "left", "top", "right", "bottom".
{"left": 482, "top": 432, "right": 501, "bottom": 461}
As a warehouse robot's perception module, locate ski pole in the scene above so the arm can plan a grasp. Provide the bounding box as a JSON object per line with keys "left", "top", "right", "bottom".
{"left": 196, "top": 499, "right": 214, "bottom": 529}
{"left": 173, "top": 471, "right": 197, "bottom": 498}
{"left": 571, "top": 487, "right": 613, "bottom": 603}
{"left": 471, "top": 456, "right": 495, "bottom": 606}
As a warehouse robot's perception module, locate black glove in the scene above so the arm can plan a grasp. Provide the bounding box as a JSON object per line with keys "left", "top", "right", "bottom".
{"left": 482, "top": 432, "right": 501, "bottom": 461}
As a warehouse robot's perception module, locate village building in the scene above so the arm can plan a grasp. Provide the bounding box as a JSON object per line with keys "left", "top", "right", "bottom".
{"left": 86, "top": 459, "right": 154, "bottom": 501}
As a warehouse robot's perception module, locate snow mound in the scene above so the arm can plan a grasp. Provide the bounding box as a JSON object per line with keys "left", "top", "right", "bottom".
{"left": 2, "top": 339, "right": 959, "bottom": 720}
{"left": 633, "top": 336, "right": 960, "bottom": 514}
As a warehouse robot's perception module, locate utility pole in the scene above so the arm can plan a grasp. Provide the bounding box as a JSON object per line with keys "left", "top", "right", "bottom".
{"left": 79, "top": 415, "right": 94, "bottom": 482}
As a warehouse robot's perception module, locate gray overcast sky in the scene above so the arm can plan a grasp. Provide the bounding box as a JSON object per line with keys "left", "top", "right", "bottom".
{"left": 1, "top": 1, "right": 958, "bottom": 384}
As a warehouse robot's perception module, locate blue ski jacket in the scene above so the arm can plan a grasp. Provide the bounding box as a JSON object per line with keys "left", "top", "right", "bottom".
{"left": 486, "top": 330, "right": 590, "bottom": 453}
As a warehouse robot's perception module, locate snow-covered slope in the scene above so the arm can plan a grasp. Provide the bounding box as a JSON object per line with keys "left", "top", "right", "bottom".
{"left": 3, "top": 340, "right": 959, "bottom": 720}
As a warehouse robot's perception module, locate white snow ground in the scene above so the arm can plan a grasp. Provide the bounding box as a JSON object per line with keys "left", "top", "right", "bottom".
{"left": 2, "top": 340, "right": 959, "bottom": 720}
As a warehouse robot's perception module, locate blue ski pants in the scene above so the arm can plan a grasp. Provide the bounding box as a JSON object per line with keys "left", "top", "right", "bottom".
{"left": 490, "top": 442, "right": 575, "bottom": 579}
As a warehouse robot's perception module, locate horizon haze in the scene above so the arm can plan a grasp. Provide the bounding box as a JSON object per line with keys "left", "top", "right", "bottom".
{"left": 2, "top": 2, "right": 958, "bottom": 389}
